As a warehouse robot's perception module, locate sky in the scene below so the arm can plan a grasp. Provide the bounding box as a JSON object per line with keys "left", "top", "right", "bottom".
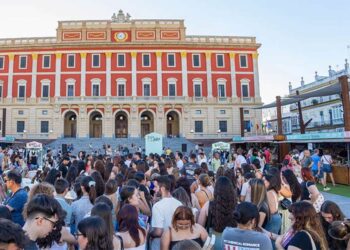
{"left": 0, "top": 0, "right": 349, "bottom": 104}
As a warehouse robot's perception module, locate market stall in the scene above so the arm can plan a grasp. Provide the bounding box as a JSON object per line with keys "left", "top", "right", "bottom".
{"left": 25, "top": 141, "right": 44, "bottom": 170}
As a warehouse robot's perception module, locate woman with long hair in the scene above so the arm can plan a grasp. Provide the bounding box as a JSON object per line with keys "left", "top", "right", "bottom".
{"left": 263, "top": 172, "right": 282, "bottom": 234}
{"left": 249, "top": 178, "right": 270, "bottom": 228}
{"left": 282, "top": 170, "right": 302, "bottom": 203}
{"left": 161, "top": 206, "right": 208, "bottom": 250}
{"left": 198, "top": 176, "right": 237, "bottom": 249}
{"left": 290, "top": 157, "right": 302, "bottom": 182}
{"left": 90, "top": 170, "right": 105, "bottom": 197}
{"left": 91, "top": 203, "right": 121, "bottom": 249}
{"left": 71, "top": 176, "right": 96, "bottom": 232}
{"left": 300, "top": 167, "right": 324, "bottom": 212}
{"left": 76, "top": 216, "right": 113, "bottom": 250}
{"left": 320, "top": 200, "right": 347, "bottom": 250}
{"left": 195, "top": 174, "right": 213, "bottom": 208}
{"left": 44, "top": 168, "right": 61, "bottom": 186}
{"left": 175, "top": 177, "right": 201, "bottom": 210}
{"left": 117, "top": 204, "right": 146, "bottom": 249}
{"left": 273, "top": 201, "right": 328, "bottom": 250}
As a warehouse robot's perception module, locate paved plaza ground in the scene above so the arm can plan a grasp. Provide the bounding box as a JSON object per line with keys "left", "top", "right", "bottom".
{"left": 323, "top": 192, "right": 350, "bottom": 217}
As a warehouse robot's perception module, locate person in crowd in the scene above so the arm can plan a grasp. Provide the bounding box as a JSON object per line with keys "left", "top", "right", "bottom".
{"left": 235, "top": 167, "right": 244, "bottom": 192}
{"left": 235, "top": 148, "right": 247, "bottom": 168}
{"left": 181, "top": 153, "right": 200, "bottom": 180}
{"left": 290, "top": 156, "right": 302, "bottom": 182}
{"left": 249, "top": 178, "right": 270, "bottom": 228}
{"left": 282, "top": 169, "right": 301, "bottom": 203}
{"left": 161, "top": 205, "right": 208, "bottom": 250}
{"left": 54, "top": 178, "right": 72, "bottom": 228}
{"left": 311, "top": 149, "right": 321, "bottom": 179}
{"left": 175, "top": 152, "right": 184, "bottom": 170}
{"left": 195, "top": 173, "right": 213, "bottom": 208}
{"left": 222, "top": 202, "right": 273, "bottom": 250}
{"left": 90, "top": 171, "right": 106, "bottom": 197}
{"left": 23, "top": 194, "right": 66, "bottom": 250}
{"left": 76, "top": 216, "right": 114, "bottom": 250}
{"left": 175, "top": 177, "right": 200, "bottom": 211}
{"left": 44, "top": 168, "right": 61, "bottom": 186}
{"left": 211, "top": 152, "right": 221, "bottom": 173}
{"left": 3, "top": 170, "right": 28, "bottom": 226}
{"left": 300, "top": 167, "right": 324, "bottom": 212}
{"left": 328, "top": 220, "right": 350, "bottom": 250}
{"left": 0, "top": 218, "right": 27, "bottom": 250}
{"left": 150, "top": 175, "right": 182, "bottom": 247}
{"left": 104, "top": 178, "right": 119, "bottom": 215}
{"left": 91, "top": 202, "right": 121, "bottom": 249}
{"left": 59, "top": 156, "right": 70, "bottom": 178}
{"left": 171, "top": 239, "right": 202, "bottom": 250}
{"left": 300, "top": 150, "right": 313, "bottom": 169}
{"left": 0, "top": 205, "right": 12, "bottom": 220}
{"left": 273, "top": 201, "right": 328, "bottom": 250}
{"left": 320, "top": 200, "right": 347, "bottom": 250}
{"left": 320, "top": 149, "right": 335, "bottom": 189}
{"left": 117, "top": 204, "right": 147, "bottom": 250}
{"left": 165, "top": 158, "right": 179, "bottom": 179}
{"left": 71, "top": 176, "right": 96, "bottom": 232}
{"left": 263, "top": 172, "right": 282, "bottom": 234}
{"left": 240, "top": 168, "right": 255, "bottom": 202}
{"left": 198, "top": 176, "right": 237, "bottom": 249}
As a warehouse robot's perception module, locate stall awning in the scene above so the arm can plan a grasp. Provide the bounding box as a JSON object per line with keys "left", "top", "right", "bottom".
{"left": 256, "top": 74, "right": 350, "bottom": 109}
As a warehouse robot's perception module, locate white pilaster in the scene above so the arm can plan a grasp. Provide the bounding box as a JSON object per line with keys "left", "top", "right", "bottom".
{"left": 7, "top": 54, "right": 14, "bottom": 98}
{"left": 156, "top": 52, "right": 162, "bottom": 96}
{"left": 55, "top": 53, "right": 62, "bottom": 97}
{"left": 31, "top": 54, "right": 38, "bottom": 98}
{"left": 253, "top": 53, "right": 261, "bottom": 99}
{"left": 80, "top": 53, "right": 86, "bottom": 97}
{"left": 131, "top": 52, "right": 137, "bottom": 96}
{"left": 106, "top": 52, "right": 112, "bottom": 97}
{"left": 181, "top": 52, "right": 188, "bottom": 96}
{"left": 205, "top": 52, "right": 213, "bottom": 98}
{"left": 229, "top": 53, "right": 237, "bottom": 98}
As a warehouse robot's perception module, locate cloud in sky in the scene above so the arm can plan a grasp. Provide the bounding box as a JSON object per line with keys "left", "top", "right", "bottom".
{"left": 0, "top": 0, "right": 349, "bottom": 103}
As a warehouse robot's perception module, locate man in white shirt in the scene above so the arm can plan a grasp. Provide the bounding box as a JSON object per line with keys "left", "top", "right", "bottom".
{"left": 175, "top": 151, "right": 184, "bottom": 170}
{"left": 150, "top": 175, "right": 182, "bottom": 249}
{"left": 235, "top": 148, "right": 247, "bottom": 169}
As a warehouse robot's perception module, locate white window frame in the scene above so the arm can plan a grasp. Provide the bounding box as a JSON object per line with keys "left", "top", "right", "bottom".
{"left": 17, "top": 80, "right": 26, "bottom": 100}
{"left": 117, "top": 53, "right": 126, "bottom": 67}
{"left": 67, "top": 54, "right": 75, "bottom": 68}
{"left": 40, "top": 79, "right": 50, "bottom": 98}
{"left": 241, "top": 79, "right": 250, "bottom": 98}
{"left": 65, "top": 78, "right": 76, "bottom": 97}
{"left": 142, "top": 53, "right": 151, "bottom": 67}
{"left": 42, "top": 55, "right": 51, "bottom": 69}
{"left": 91, "top": 78, "right": 101, "bottom": 96}
{"left": 167, "top": 53, "right": 176, "bottom": 67}
{"left": 92, "top": 53, "right": 100, "bottom": 68}
{"left": 0, "top": 56, "right": 4, "bottom": 70}
{"left": 216, "top": 54, "right": 225, "bottom": 68}
{"left": 192, "top": 54, "right": 201, "bottom": 68}
{"left": 193, "top": 78, "right": 203, "bottom": 97}
{"left": 0, "top": 80, "right": 3, "bottom": 98}
{"left": 167, "top": 78, "right": 177, "bottom": 96}
{"left": 217, "top": 79, "right": 227, "bottom": 98}
{"left": 116, "top": 78, "right": 126, "bottom": 97}
{"left": 239, "top": 54, "right": 248, "bottom": 68}
{"left": 19, "top": 55, "right": 27, "bottom": 69}
{"left": 142, "top": 78, "right": 152, "bottom": 96}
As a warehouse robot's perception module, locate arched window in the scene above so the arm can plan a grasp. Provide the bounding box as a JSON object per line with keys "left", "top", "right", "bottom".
{"left": 116, "top": 78, "right": 126, "bottom": 96}
{"left": 40, "top": 79, "right": 50, "bottom": 99}
{"left": 17, "top": 79, "right": 26, "bottom": 101}
{"left": 240, "top": 79, "right": 250, "bottom": 98}
{"left": 167, "top": 78, "right": 177, "bottom": 96}
{"left": 142, "top": 78, "right": 152, "bottom": 96}
{"left": 91, "top": 78, "right": 101, "bottom": 96}
{"left": 217, "top": 78, "right": 227, "bottom": 98}
{"left": 65, "top": 78, "right": 76, "bottom": 97}
{"left": 193, "top": 78, "right": 202, "bottom": 97}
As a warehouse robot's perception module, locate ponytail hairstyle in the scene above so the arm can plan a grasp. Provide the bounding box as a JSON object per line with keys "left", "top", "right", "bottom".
{"left": 81, "top": 176, "right": 96, "bottom": 204}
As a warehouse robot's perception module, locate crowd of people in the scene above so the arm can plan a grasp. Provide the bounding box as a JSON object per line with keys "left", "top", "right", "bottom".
{"left": 0, "top": 144, "right": 349, "bottom": 250}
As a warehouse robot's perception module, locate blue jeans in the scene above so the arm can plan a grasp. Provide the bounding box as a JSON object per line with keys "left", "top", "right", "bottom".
{"left": 264, "top": 213, "right": 282, "bottom": 234}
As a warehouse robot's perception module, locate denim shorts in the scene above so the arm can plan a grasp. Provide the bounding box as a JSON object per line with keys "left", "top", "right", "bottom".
{"left": 322, "top": 164, "right": 332, "bottom": 173}
{"left": 312, "top": 169, "right": 324, "bottom": 178}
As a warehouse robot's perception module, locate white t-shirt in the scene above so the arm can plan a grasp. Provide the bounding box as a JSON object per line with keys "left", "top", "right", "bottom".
{"left": 235, "top": 155, "right": 247, "bottom": 167}
{"left": 151, "top": 197, "right": 182, "bottom": 229}
{"left": 240, "top": 181, "right": 251, "bottom": 202}
{"left": 176, "top": 160, "right": 184, "bottom": 170}
{"left": 321, "top": 155, "right": 332, "bottom": 164}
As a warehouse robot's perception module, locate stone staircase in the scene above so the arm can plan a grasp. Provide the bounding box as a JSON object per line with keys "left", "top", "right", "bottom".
{"left": 45, "top": 137, "right": 199, "bottom": 155}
